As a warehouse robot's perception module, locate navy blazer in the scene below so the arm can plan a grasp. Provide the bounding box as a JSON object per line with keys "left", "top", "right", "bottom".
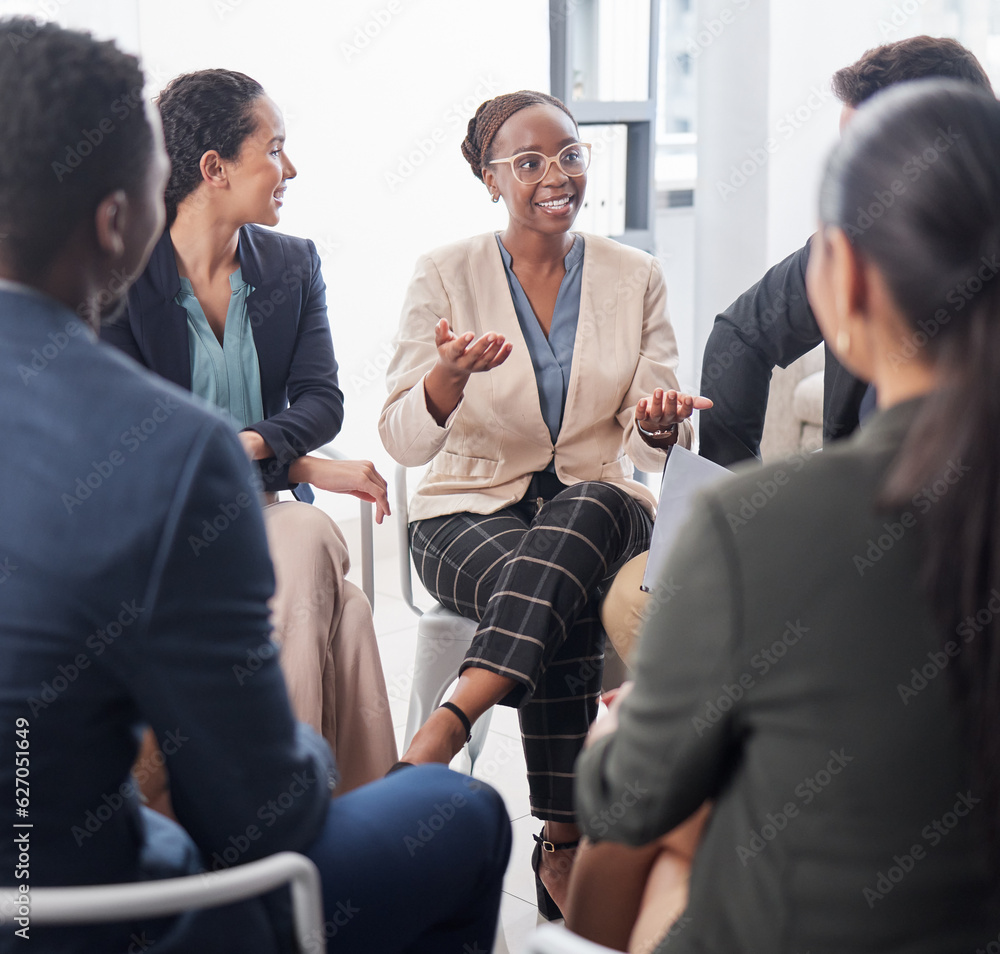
{"left": 103, "top": 225, "right": 345, "bottom": 502}
{"left": 0, "top": 288, "right": 335, "bottom": 952}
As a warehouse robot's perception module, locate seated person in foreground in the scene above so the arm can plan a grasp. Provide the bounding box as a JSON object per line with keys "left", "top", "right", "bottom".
{"left": 570, "top": 81, "right": 1000, "bottom": 952}
{"left": 379, "top": 89, "right": 710, "bottom": 919}
{"left": 0, "top": 21, "right": 508, "bottom": 954}
{"left": 103, "top": 69, "right": 397, "bottom": 793}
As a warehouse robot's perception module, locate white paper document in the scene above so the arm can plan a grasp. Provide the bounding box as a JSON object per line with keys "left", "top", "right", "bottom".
{"left": 641, "top": 446, "right": 732, "bottom": 592}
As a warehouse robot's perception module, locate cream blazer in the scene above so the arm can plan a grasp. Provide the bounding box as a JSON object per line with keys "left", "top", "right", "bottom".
{"left": 379, "top": 232, "right": 692, "bottom": 522}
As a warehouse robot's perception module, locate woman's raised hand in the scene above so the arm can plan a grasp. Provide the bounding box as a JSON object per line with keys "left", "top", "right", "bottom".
{"left": 434, "top": 318, "right": 512, "bottom": 376}
{"left": 635, "top": 388, "right": 713, "bottom": 444}
{"left": 424, "top": 318, "right": 513, "bottom": 426}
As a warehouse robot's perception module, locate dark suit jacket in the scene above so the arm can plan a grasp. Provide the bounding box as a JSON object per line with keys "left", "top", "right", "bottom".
{"left": 103, "top": 225, "right": 344, "bottom": 502}
{"left": 577, "top": 398, "right": 1000, "bottom": 952}
{"left": 0, "top": 287, "right": 335, "bottom": 953}
{"left": 698, "top": 239, "right": 869, "bottom": 467}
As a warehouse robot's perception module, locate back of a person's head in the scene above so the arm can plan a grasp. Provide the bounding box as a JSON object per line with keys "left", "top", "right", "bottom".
{"left": 0, "top": 17, "right": 153, "bottom": 279}
{"left": 820, "top": 78, "right": 1000, "bottom": 845}
{"left": 832, "top": 35, "right": 993, "bottom": 107}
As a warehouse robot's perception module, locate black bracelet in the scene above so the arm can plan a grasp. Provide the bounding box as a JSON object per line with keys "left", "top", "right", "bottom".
{"left": 439, "top": 701, "right": 473, "bottom": 743}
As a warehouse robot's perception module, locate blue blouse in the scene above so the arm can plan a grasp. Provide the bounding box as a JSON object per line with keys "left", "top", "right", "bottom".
{"left": 176, "top": 267, "right": 264, "bottom": 431}
{"left": 495, "top": 234, "right": 584, "bottom": 461}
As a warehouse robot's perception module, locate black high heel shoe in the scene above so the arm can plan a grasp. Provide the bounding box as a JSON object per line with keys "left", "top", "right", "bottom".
{"left": 531, "top": 829, "right": 580, "bottom": 921}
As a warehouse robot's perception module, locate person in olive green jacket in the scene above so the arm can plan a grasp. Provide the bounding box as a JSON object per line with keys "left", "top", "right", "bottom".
{"left": 571, "top": 80, "right": 1000, "bottom": 953}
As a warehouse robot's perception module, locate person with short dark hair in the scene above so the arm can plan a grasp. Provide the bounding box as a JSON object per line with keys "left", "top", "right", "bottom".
{"left": 573, "top": 78, "right": 1000, "bottom": 953}
{"left": 103, "top": 68, "right": 398, "bottom": 795}
{"left": 0, "top": 19, "right": 509, "bottom": 954}
{"left": 698, "top": 35, "right": 993, "bottom": 467}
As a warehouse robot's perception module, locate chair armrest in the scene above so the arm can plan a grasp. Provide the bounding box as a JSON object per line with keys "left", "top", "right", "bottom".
{"left": 1, "top": 852, "right": 326, "bottom": 953}
{"left": 394, "top": 463, "right": 422, "bottom": 618}
{"left": 312, "top": 444, "right": 374, "bottom": 611}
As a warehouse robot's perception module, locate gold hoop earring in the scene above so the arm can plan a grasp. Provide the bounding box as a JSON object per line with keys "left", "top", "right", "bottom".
{"left": 836, "top": 328, "right": 851, "bottom": 354}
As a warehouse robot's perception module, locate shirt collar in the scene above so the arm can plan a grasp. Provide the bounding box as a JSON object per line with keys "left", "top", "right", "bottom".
{"left": 495, "top": 232, "right": 583, "bottom": 271}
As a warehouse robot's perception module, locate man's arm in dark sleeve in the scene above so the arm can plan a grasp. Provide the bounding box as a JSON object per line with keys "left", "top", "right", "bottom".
{"left": 698, "top": 240, "right": 821, "bottom": 467}
{"left": 249, "top": 239, "right": 344, "bottom": 494}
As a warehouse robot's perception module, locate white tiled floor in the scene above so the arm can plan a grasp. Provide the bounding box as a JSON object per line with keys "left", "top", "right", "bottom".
{"left": 359, "top": 545, "right": 555, "bottom": 954}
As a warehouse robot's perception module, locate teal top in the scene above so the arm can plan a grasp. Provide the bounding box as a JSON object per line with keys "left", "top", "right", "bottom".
{"left": 176, "top": 267, "right": 264, "bottom": 431}
{"left": 496, "top": 233, "right": 584, "bottom": 472}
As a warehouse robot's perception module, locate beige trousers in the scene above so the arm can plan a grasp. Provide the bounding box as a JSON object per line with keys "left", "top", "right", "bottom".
{"left": 262, "top": 500, "right": 397, "bottom": 794}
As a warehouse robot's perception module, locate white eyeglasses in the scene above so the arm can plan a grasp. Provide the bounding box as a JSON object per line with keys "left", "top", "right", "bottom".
{"left": 489, "top": 142, "right": 592, "bottom": 184}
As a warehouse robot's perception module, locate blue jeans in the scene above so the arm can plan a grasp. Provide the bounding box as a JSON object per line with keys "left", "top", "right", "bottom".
{"left": 301, "top": 764, "right": 511, "bottom": 953}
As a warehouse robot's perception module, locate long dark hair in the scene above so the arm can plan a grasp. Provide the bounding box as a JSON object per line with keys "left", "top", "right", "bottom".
{"left": 156, "top": 68, "right": 264, "bottom": 224}
{"left": 819, "top": 79, "right": 1000, "bottom": 840}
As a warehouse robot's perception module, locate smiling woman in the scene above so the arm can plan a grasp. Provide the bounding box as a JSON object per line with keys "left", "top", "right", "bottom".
{"left": 379, "top": 88, "right": 710, "bottom": 919}
{"left": 102, "top": 68, "right": 398, "bottom": 796}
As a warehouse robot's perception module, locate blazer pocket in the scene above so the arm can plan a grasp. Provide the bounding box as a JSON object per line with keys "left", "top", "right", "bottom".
{"left": 430, "top": 450, "right": 500, "bottom": 480}
{"left": 600, "top": 455, "right": 632, "bottom": 481}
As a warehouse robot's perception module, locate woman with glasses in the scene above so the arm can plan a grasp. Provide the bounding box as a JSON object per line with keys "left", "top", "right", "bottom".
{"left": 379, "top": 89, "right": 710, "bottom": 917}
{"left": 103, "top": 69, "right": 398, "bottom": 795}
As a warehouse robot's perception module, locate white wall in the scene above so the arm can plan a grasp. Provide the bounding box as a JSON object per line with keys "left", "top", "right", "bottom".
{"left": 5, "top": 0, "right": 549, "bottom": 522}
{"left": 693, "top": 0, "right": 1000, "bottom": 370}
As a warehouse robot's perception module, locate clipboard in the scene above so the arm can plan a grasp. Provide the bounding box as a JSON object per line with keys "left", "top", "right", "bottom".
{"left": 640, "top": 446, "right": 732, "bottom": 592}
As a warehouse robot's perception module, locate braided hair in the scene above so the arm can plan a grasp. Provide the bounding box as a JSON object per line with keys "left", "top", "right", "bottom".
{"left": 461, "top": 90, "right": 576, "bottom": 181}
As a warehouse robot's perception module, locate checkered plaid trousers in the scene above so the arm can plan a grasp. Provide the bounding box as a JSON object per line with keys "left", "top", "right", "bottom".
{"left": 409, "top": 480, "right": 652, "bottom": 821}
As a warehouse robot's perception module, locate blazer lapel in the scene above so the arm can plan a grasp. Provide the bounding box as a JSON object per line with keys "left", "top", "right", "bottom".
{"left": 561, "top": 235, "right": 619, "bottom": 438}
{"left": 133, "top": 231, "right": 191, "bottom": 390}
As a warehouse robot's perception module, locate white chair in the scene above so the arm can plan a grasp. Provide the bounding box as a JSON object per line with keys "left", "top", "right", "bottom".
{"left": 0, "top": 851, "right": 326, "bottom": 953}
{"left": 523, "top": 923, "right": 620, "bottom": 953}
{"left": 312, "top": 442, "right": 375, "bottom": 610}
{"left": 393, "top": 466, "right": 631, "bottom": 772}
{"left": 394, "top": 464, "right": 494, "bottom": 770}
